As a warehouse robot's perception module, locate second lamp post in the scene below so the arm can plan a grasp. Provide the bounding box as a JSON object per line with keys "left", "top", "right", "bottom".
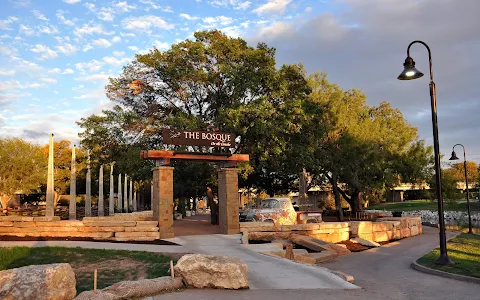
{"left": 449, "top": 144, "right": 473, "bottom": 234}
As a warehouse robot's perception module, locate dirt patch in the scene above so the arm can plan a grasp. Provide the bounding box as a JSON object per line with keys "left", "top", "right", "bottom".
{"left": 0, "top": 235, "right": 179, "bottom": 246}
{"left": 337, "top": 240, "right": 371, "bottom": 252}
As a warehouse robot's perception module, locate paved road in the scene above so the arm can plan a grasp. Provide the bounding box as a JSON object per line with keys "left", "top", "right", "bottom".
{"left": 153, "top": 227, "right": 480, "bottom": 300}
{"left": 166, "top": 234, "right": 357, "bottom": 290}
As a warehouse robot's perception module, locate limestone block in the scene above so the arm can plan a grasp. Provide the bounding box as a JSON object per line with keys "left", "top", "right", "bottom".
{"left": 318, "top": 222, "right": 349, "bottom": 229}
{"left": 174, "top": 254, "right": 249, "bottom": 289}
{"left": 311, "top": 231, "right": 350, "bottom": 243}
{"left": 372, "top": 231, "right": 392, "bottom": 242}
{"left": 124, "top": 226, "right": 159, "bottom": 232}
{"left": 295, "top": 252, "right": 338, "bottom": 264}
{"left": 400, "top": 228, "right": 411, "bottom": 238}
{"left": 77, "top": 227, "right": 125, "bottom": 232}
{"left": 136, "top": 221, "right": 158, "bottom": 227}
{"left": 238, "top": 225, "right": 280, "bottom": 232}
{"left": 241, "top": 232, "right": 249, "bottom": 244}
{"left": 74, "top": 277, "right": 183, "bottom": 300}
{"left": 280, "top": 224, "right": 320, "bottom": 231}
{"left": 40, "top": 221, "right": 85, "bottom": 227}
{"left": 0, "top": 222, "right": 14, "bottom": 227}
{"left": 372, "top": 223, "right": 394, "bottom": 232}
{"left": 410, "top": 225, "right": 420, "bottom": 236}
{"left": 348, "top": 221, "right": 372, "bottom": 237}
{"left": 358, "top": 233, "right": 373, "bottom": 240}
{"left": 33, "top": 217, "right": 61, "bottom": 222}
{"left": 0, "top": 216, "right": 34, "bottom": 222}
{"left": 240, "top": 222, "right": 273, "bottom": 229}
{"left": 392, "top": 230, "right": 401, "bottom": 240}
{"left": 350, "top": 237, "right": 380, "bottom": 247}
{"left": 82, "top": 220, "right": 136, "bottom": 227}
{"left": 290, "top": 234, "right": 350, "bottom": 256}
{"left": 115, "top": 232, "right": 160, "bottom": 238}
{"left": 329, "top": 270, "right": 354, "bottom": 283}
{"left": 248, "top": 231, "right": 292, "bottom": 241}
{"left": 381, "top": 221, "right": 401, "bottom": 229}
{"left": 0, "top": 263, "right": 76, "bottom": 300}
{"left": 110, "top": 237, "right": 157, "bottom": 242}
{"left": 13, "top": 222, "right": 38, "bottom": 228}
{"left": 0, "top": 227, "right": 77, "bottom": 233}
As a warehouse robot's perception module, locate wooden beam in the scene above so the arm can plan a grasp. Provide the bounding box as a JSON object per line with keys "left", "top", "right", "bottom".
{"left": 141, "top": 150, "right": 249, "bottom": 162}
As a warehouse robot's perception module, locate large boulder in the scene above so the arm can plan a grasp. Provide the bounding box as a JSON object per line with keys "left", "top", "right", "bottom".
{"left": 0, "top": 263, "right": 76, "bottom": 300}
{"left": 174, "top": 254, "right": 249, "bottom": 289}
{"left": 74, "top": 277, "right": 184, "bottom": 300}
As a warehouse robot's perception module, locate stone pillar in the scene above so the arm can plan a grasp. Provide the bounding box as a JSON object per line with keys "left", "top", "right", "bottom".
{"left": 123, "top": 174, "right": 128, "bottom": 212}
{"left": 46, "top": 133, "right": 54, "bottom": 217}
{"left": 218, "top": 168, "right": 239, "bottom": 235}
{"left": 109, "top": 163, "right": 114, "bottom": 215}
{"left": 152, "top": 166, "right": 174, "bottom": 239}
{"left": 98, "top": 165, "right": 104, "bottom": 216}
{"left": 69, "top": 145, "right": 76, "bottom": 220}
{"left": 117, "top": 174, "right": 122, "bottom": 211}
{"left": 129, "top": 179, "right": 133, "bottom": 211}
{"left": 150, "top": 182, "right": 153, "bottom": 210}
{"left": 85, "top": 150, "right": 91, "bottom": 217}
{"left": 133, "top": 188, "right": 137, "bottom": 212}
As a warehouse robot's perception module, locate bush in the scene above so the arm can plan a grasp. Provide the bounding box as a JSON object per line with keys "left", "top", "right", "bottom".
{"left": 56, "top": 199, "right": 69, "bottom": 206}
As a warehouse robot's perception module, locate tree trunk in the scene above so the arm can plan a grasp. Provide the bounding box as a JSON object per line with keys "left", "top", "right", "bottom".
{"left": 0, "top": 194, "right": 11, "bottom": 210}
{"left": 350, "top": 191, "right": 362, "bottom": 215}
{"left": 330, "top": 174, "right": 344, "bottom": 222}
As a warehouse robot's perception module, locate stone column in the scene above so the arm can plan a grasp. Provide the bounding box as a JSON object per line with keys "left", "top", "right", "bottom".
{"left": 46, "top": 133, "right": 54, "bottom": 217}
{"left": 152, "top": 166, "right": 174, "bottom": 239}
{"left": 109, "top": 163, "right": 114, "bottom": 215}
{"left": 85, "top": 150, "right": 91, "bottom": 217}
{"left": 150, "top": 182, "right": 153, "bottom": 210}
{"left": 129, "top": 179, "right": 133, "bottom": 211}
{"left": 123, "top": 174, "right": 128, "bottom": 212}
{"left": 117, "top": 174, "right": 123, "bottom": 211}
{"left": 218, "top": 168, "right": 239, "bottom": 235}
{"left": 98, "top": 165, "right": 104, "bottom": 216}
{"left": 69, "top": 145, "right": 76, "bottom": 220}
{"left": 133, "top": 188, "right": 137, "bottom": 212}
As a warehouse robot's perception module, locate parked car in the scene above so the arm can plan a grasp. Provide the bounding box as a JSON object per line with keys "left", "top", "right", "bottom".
{"left": 240, "top": 198, "right": 323, "bottom": 226}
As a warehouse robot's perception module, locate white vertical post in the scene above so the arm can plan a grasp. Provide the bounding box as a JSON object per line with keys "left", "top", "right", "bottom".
{"left": 85, "top": 150, "right": 91, "bottom": 217}
{"left": 46, "top": 133, "right": 55, "bottom": 217}
{"left": 124, "top": 174, "right": 128, "bottom": 212}
{"left": 133, "top": 186, "right": 137, "bottom": 212}
{"left": 118, "top": 174, "right": 123, "bottom": 211}
{"left": 129, "top": 179, "right": 133, "bottom": 212}
{"left": 69, "top": 145, "right": 76, "bottom": 220}
{"left": 98, "top": 165, "right": 104, "bottom": 216}
{"left": 109, "top": 163, "right": 114, "bottom": 215}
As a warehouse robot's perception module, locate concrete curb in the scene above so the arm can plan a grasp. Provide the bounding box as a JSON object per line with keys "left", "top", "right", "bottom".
{"left": 411, "top": 261, "right": 480, "bottom": 285}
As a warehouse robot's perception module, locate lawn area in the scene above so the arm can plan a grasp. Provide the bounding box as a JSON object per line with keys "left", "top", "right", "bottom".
{"left": 417, "top": 233, "right": 480, "bottom": 278}
{"left": 368, "top": 200, "right": 480, "bottom": 212}
{"left": 0, "top": 247, "right": 179, "bottom": 294}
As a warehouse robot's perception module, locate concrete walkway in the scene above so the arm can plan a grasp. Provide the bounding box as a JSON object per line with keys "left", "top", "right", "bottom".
{"left": 166, "top": 234, "right": 358, "bottom": 290}
{"left": 153, "top": 227, "right": 480, "bottom": 300}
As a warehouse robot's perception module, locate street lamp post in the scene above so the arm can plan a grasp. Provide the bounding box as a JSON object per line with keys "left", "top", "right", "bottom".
{"left": 397, "top": 40, "right": 453, "bottom": 265}
{"left": 449, "top": 144, "right": 473, "bottom": 234}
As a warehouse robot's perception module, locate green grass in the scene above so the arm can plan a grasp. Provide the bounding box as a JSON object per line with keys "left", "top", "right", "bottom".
{"left": 368, "top": 200, "right": 480, "bottom": 212}
{"left": 0, "top": 247, "right": 174, "bottom": 294}
{"left": 417, "top": 233, "right": 480, "bottom": 278}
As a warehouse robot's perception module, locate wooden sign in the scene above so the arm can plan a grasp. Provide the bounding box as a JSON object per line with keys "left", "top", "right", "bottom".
{"left": 162, "top": 128, "right": 236, "bottom": 148}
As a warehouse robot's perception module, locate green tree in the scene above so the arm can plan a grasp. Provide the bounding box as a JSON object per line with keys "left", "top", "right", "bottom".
{"left": 0, "top": 138, "right": 46, "bottom": 208}
{"left": 449, "top": 161, "right": 479, "bottom": 184}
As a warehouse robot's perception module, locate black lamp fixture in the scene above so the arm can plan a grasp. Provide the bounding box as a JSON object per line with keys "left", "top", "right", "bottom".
{"left": 449, "top": 144, "right": 473, "bottom": 234}
{"left": 398, "top": 40, "right": 453, "bottom": 265}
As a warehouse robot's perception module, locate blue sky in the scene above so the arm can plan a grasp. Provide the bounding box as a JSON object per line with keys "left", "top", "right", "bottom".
{"left": 1, "top": 0, "right": 480, "bottom": 163}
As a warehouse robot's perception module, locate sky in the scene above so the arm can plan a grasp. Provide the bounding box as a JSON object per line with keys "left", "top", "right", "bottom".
{"left": 0, "top": 0, "right": 479, "bottom": 164}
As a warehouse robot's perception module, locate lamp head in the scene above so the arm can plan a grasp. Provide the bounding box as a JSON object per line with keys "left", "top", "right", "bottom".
{"left": 397, "top": 57, "right": 424, "bottom": 80}
{"left": 449, "top": 151, "right": 459, "bottom": 161}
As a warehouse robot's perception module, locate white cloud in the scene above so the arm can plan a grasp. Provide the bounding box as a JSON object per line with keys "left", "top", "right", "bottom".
{"left": 97, "top": 7, "right": 115, "bottom": 22}
{"left": 56, "top": 43, "right": 77, "bottom": 55}
{"left": 62, "top": 68, "right": 75, "bottom": 74}
{"left": 113, "top": 50, "right": 125, "bottom": 57}
{"left": 75, "top": 59, "right": 104, "bottom": 74}
{"left": 252, "top": 0, "right": 291, "bottom": 15}
{"left": 40, "top": 77, "right": 57, "bottom": 83}
{"left": 83, "top": 44, "right": 93, "bottom": 52}
{"left": 30, "top": 44, "right": 58, "bottom": 59}
{"left": 12, "top": 114, "right": 36, "bottom": 121}
{"left": 120, "top": 32, "right": 136, "bottom": 37}
{"left": 19, "top": 24, "right": 35, "bottom": 36}
{"left": 203, "top": 16, "right": 233, "bottom": 26}
{"left": 114, "top": 1, "right": 136, "bottom": 12}
{"left": 0, "top": 16, "right": 19, "bottom": 30}
{"left": 180, "top": 13, "right": 199, "bottom": 21}
{"left": 75, "top": 72, "right": 112, "bottom": 83}
{"left": 154, "top": 41, "right": 169, "bottom": 50}
{"left": 128, "top": 46, "right": 139, "bottom": 51}
{"left": 0, "top": 69, "right": 15, "bottom": 76}
{"left": 48, "top": 68, "right": 61, "bottom": 74}
{"left": 56, "top": 10, "right": 76, "bottom": 26}
{"left": 93, "top": 38, "right": 112, "bottom": 47}
{"left": 0, "top": 46, "right": 15, "bottom": 55}
{"left": 305, "top": 6, "right": 312, "bottom": 13}
{"left": 103, "top": 56, "right": 130, "bottom": 66}
{"left": 74, "top": 23, "right": 113, "bottom": 38}
{"left": 32, "top": 9, "right": 49, "bottom": 21}
{"left": 38, "top": 25, "right": 59, "bottom": 35}
{"left": 208, "top": 0, "right": 250, "bottom": 9}
{"left": 235, "top": 1, "right": 251, "bottom": 10}
{"left": 0, "top": 81, "right": 44, "bottom": 91}
{"left": 64, "top": 0, "right": 81, "bottom": 3}
{"left": 121, "top": 15, "right": 173, "bottom": 32}
{"left": 111, "top": 36, "right": 122, "bottom": 43}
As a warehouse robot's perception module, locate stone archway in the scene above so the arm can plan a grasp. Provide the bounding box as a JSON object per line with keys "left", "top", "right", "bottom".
{"left": 142, "top": 150, "right": 249, "bottom": 239}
